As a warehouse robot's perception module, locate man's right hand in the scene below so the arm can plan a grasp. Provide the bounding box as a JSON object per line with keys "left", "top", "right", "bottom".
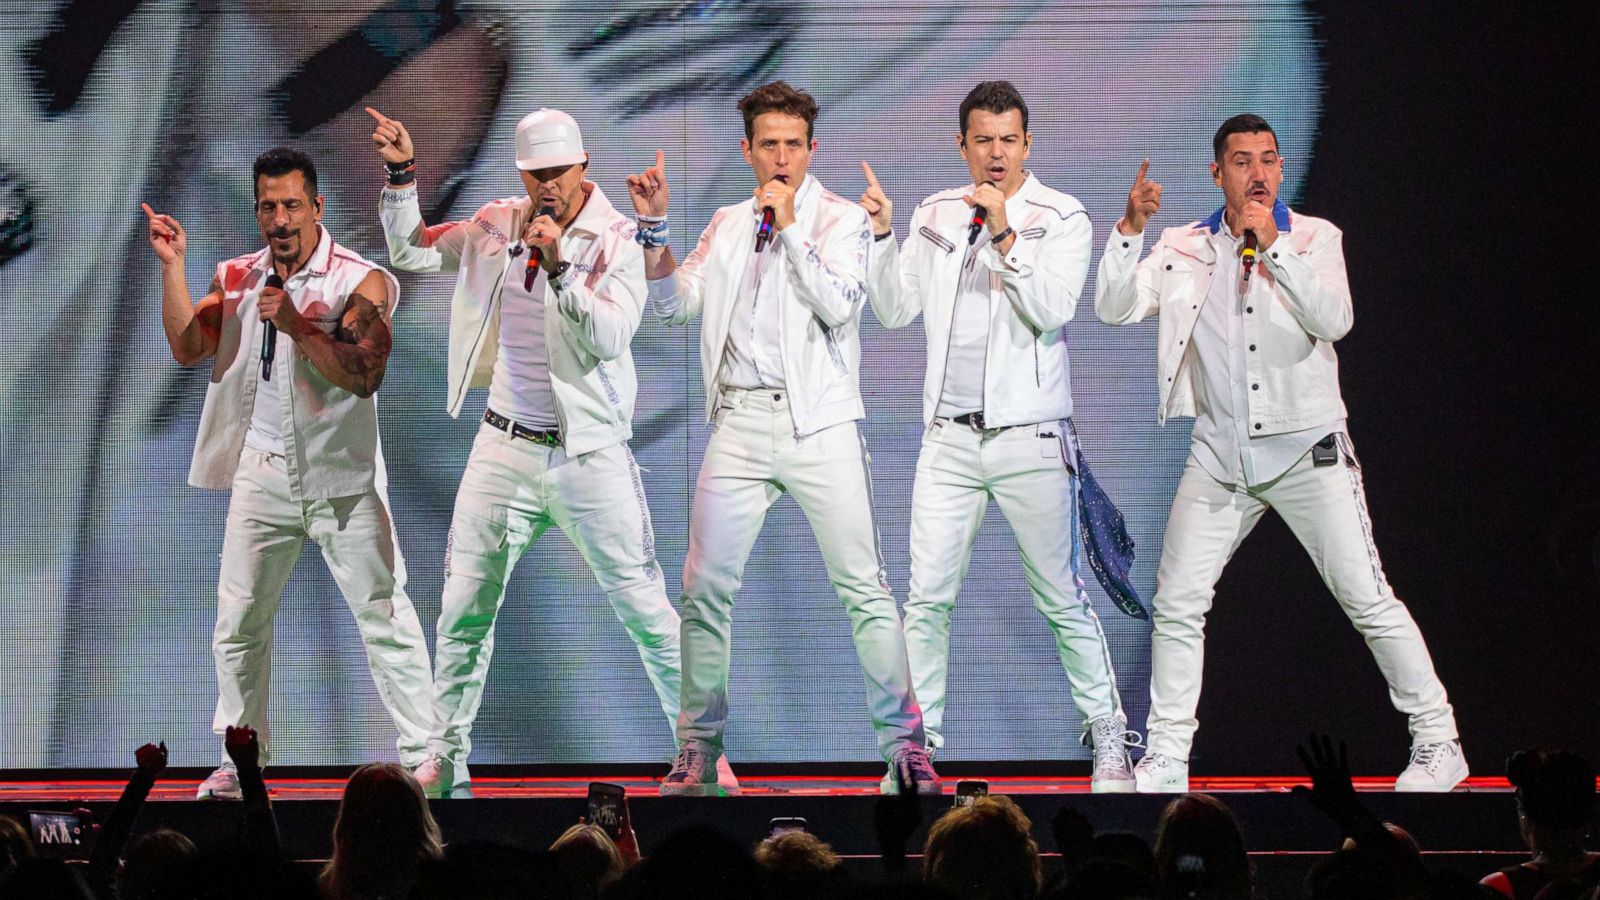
{"left": 858, "top": 161, "right": 893, "bottom": 237}
{"left": 1120, "top": 159, "right": 1163, "bottom": 235}
{"left": 141, "top": 203, "right": 186, "bottom": 265}
{"left": 365, "top": 107, "right": 415, "bottom": 165}
{"left": 626, "top": 150, "right": 669, "bottom": 219}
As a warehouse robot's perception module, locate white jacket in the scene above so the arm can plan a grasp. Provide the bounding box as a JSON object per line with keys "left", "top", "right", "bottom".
{"left": 649, "top": 174, "right": 872, "bottom": 437}
{"left": 379, "top": 182, "right": 645, "bottom": 457}
{"left": 189, "top": 225, "right": 398, "bottom": 501}
{"left": 1094, "top": 203, "right": 1351, "bottom": 434}
{"left": 867, "top": 173, "right": 1091, "bottom": 428}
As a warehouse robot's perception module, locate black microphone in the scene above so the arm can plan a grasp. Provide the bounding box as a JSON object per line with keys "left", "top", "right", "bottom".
{"left": 968, "top": 205, "right": 987, "bottom": 246}
{"left": 525, "top": 205, "right": 556, "bottom": 292}
{"left": 754, "top": 175, "right": 789, "bottom": 252}
{"left": 1241, "top": 228, "right": 1258, "bottom": 281}
{"left": 261, "top": 272, "right": 283, "bottom": 381}
{"left": 968, "top": 181, "right": 999, "bottom": 246}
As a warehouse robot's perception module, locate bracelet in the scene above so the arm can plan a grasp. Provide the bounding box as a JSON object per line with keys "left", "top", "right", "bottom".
{"left": 384, "top": 157, "right": 416, "bottom": 173}
{"left": 387, "top": 170, "right": 416, "bottom": 187}
{"left": 635, "top": 220, "right": 669, "bottom": 248}
{"left": 989, "top": 226, "right": 1014, "bottom": 247}
{"left": 874, "top": 231, "right": 894, "bottom": 243}
{"left": 636, "top": 213, "right": 667, "bottom": 225}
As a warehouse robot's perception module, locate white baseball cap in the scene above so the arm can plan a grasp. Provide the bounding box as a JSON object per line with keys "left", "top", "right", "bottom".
{"left": 515, "top": 108, "right": 586, "bottom": 171}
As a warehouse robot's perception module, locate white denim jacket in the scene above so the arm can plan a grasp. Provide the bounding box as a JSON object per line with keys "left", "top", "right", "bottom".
{"left": 189, "top": 225, "right": 399, "bottom": 500}
{"left": 648, "top": 174, "right": 872, "bottom": 438}
{"left": 867, "top": 173, "right": 1092, "bottom": 428}
{"left": 379, "top": 182, "right": 644, "bottom": 457}
{"left": 1094, "top": 204, "right": 1351, "bottom": 434}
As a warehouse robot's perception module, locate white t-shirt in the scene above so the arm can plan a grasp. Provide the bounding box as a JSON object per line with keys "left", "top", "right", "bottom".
{"left": 486, "top": 258, "right": 559, "bottom": 428}
{"left": 936, "top": 239, "right": 994, "bottom": 418}
{"left": 243, "top": 329, "right": 288, "bottom": 455}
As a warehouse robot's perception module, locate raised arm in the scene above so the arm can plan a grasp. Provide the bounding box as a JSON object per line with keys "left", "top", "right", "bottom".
{"left": 631, "top": 150, "right": 708, "bottom": 325}
{"left": 860, "top": 160, "right": 922, "bottom": 330}
{"left": 267, "top": 268, "right": 395, "bottom": 398}
{"left": 369, "top": 107, "right": 471, "bottom": 274}
{"left": 1095, "top": 160, "right": 1165, "bottom": 326}
{"left": 143, "top": 203, "right": 223, "bottom": 365}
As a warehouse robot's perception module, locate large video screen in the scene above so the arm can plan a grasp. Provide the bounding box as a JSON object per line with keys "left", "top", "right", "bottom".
{"left": 0, "top": 1, "right": 1320, "bottom": 767}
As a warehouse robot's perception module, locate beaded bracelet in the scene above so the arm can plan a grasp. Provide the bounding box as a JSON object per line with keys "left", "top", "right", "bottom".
{"left": 635, "top": 220, "right": 669, "bottom": 248}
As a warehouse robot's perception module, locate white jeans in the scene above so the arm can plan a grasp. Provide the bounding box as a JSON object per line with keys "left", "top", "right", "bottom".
{"left": 904, "top": 419, "right": 1123, "bottom": 753}
{"left": 212, "top": 450, "right": 434, "bottom": 766}
{"left": 430, "top": 423, "right": 681, "bottom": 773}
{"left": 1147, "top": 444, "right": 1458, "bottom": 759}
{"left": 678, "top": 389, "right": 926, "bottom": 761}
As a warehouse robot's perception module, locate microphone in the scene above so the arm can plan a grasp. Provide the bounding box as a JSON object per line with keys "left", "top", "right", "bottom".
{"left": 754, "top": 175, "right": 789, "bottom": 252}
{"left": 1241, "top": 229, "right": 1258, "bottom": 281}
{"left": 968, "top": 181, "right": 997, "bottom": 246}
{"left": 525, "top": 205, "right": 556, "bottom": 292}
{"left": 261, "top": 272, "right": 283, "bottom": 381}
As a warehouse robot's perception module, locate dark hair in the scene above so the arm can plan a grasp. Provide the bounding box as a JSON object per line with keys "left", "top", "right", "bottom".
{"left": 1212, "top": 114, "right": 1278, "bottom": 161}
{"left": 1508, "top": 749, "right": 1597, "bottom": 830}
{"left": 738, "top": 81, "right": 818, "bottom": 142}
{"left": 960, "top": 80, "right": 1029, "bottom": 134}
{"left": 1154, "top": 793, "right": 1253, "bottom": 900}
{"left": 253, "top": 147, "right": 318, "bottom": 200}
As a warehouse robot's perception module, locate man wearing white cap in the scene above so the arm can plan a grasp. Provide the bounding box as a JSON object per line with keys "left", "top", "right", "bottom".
{"left": 370, "top": 107, "right": 732, "bottom": 797}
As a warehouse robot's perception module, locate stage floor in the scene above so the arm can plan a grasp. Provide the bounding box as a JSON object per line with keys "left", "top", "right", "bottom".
{"left": 0, "top": 773, "right": 1516, "bottom": 802}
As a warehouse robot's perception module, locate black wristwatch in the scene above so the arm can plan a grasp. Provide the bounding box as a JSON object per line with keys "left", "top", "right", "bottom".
{"left": 545, "top": 260, "right": 571, "bottom": 289}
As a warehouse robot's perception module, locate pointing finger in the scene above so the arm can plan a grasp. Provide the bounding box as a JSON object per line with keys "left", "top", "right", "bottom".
{"left": 860, "top": 160, "right": 882, "bottom": 191}
{"left": 364, "top": 106, "right": 390, "bottom": 126}
{"left": 1135, "top": 159, "right": 1150, "bottom": 185}
{"left": 654, "top": 149, "right": 665, "bottom": 173}
{"left": 140, "top": 202, "right": 158, "bottom": 221}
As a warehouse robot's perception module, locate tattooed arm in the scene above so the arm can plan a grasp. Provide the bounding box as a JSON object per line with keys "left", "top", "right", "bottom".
{"left": 281, "top": 269, "right": 393, "bottom": 397}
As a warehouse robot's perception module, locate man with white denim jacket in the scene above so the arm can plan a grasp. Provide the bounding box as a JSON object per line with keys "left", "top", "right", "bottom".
{"left": 1095, "top": 114, "right": 1464, "bottom": 793}
{"left": 861, "top": 81, "right": 1137, "bottom": 793}
{"left": 628, "top": 81, "right": 937, "bottom": 796}
{"left": 144, "top": 148, "right": 435, "bottom": 800}
{"left": 370, "top": 107, "right": 729, "bottom": 797}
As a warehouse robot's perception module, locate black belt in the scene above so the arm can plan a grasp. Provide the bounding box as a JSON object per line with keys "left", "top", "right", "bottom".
{"left": 951, "top": 411, "right": 995, "bottom": 430}
{"left": 484, "top": 409, "right": 561, "bottom": 446}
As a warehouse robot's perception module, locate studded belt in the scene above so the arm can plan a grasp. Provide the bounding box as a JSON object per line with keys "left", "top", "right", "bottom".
{"left": 483, "top": 408, "right": 561, "bottom": 447}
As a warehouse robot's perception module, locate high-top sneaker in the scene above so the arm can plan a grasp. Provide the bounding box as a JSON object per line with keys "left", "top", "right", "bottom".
{"left": 1087, "top": 716, "right": 1139, "bottom": 794}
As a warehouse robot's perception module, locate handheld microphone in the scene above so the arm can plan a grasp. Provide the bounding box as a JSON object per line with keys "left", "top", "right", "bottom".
{"left": 525, "top": 204, "right": 555, "bottom": 292}
{"left": 1241, "top": 229, "right": 1258, "bottom": 281}
{"left": 754, "top": 175, "right": 789, "bottom": 252}
{"left": 261, "top": 272, "right": 283, "bottom": 381}
{"left": 968, "top": 181, "right": 999, "bottom": 246}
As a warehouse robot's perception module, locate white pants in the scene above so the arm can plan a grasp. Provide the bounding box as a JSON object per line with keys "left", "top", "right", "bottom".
{"left": 212, "top": 450, "right": 434, "bottom": 766}
{"left": 1146, "top": 444, "right": 1458, "bottom": 759}
{"left": 904, "top": 419, "right": 1123, "bottom": 753}
{"left": 431, "top": 423, "right": 681, "bottom": 773}
{"left": 677, "top": 389, "right": 926, "bottom": 760}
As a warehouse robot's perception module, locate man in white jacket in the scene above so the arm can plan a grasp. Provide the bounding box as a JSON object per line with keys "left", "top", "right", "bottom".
{"left": 861, "top": 81, "right": 1138, "bottom": 792}
{"left": 1095, "top": 114, "right": 1464, "bottom": 793}
{"left": 628, "top": 81, "right": 937, "bottom": 796}
{"left": 370, "top": 107, "right": 731, "bottom": 797}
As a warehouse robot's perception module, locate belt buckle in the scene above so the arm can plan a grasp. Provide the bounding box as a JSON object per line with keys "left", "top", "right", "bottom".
{"left": 968, "top": 411, "right": 986, "bottom": 431}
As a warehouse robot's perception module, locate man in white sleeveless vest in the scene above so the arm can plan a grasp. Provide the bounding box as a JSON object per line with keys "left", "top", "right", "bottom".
{"left": 1095, "top": 114, "right": 1465, "bottom": 792}
{"left": 142, "top": 148, "right": 434, "bottom": 799}
{"left": 370, "top": 107, "right": 729, "bottom": 798}
{"left": 861, "top": 81, "right": 1140, "bottom": 792}
{"left": 628, "top": 81, "right": 937, "bottom": 796}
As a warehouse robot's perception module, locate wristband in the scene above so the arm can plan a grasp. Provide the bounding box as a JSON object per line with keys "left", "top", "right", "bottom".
{"left": 636, "top": 213, "right": 667, "bottom": 225}
{"left": 989, "top": 226, "right": 1014, "bottom": 247}
{"left": 384, "top": 157, "right": 416, "bottom": 173}
{"left": 874, "top": 231, "right": 893, "bottom": 243}
{"left": 635, "top": 220, "right": 669, "bottom": 248}
{"left": 386, "top": 169, "right": 416, "bottom": 187}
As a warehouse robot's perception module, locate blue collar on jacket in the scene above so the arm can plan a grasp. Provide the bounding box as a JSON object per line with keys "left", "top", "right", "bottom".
{"left": 1201, "top": 199, "right": 1292, "bottom": 234}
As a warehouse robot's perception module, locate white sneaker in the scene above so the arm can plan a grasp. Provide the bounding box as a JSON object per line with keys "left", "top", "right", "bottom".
{"left": 196, "top": 762, "right": 241, "bottom": 800}
{"left": 660, "top": 743, "right": 724, "bottom": 797}
{"left": 879, "top": 745, "right": 942, "bottom": 796}
{"left": 1395, "top": 739, "right": 1468, "bottom": 792}
{"left": 715, "top": 754, "right": 741, "bottom": 795}
{"left": 411, "top": 754, "right": 472, "bottom": 799}
{"left": 1087, "top": 716, "right": 1139, "bottom": 794}
{"left": 1133, "top": 752, "right": 1189, "bottom": 794}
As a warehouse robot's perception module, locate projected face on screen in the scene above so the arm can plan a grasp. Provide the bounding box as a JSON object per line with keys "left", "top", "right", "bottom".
{"left": 0, "top": 1, "right": 1322, "bottom": 767}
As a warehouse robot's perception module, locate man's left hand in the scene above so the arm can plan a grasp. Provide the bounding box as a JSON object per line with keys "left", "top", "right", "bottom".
{"left": 523, "top": 213, "right": 564, "bottom": 272}
{"left": 964, "top": 182, "right": 1009, "bottom": 236}
{"left": 1237, "top": 200, "right": 1279, "bottom": 250}
{"left": 755, "top": 177, "right": 798, "bottom": 231}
